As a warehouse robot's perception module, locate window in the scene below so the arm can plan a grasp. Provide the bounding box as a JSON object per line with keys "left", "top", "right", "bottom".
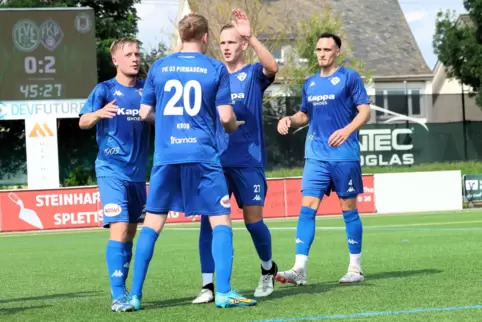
{"left": 271, "top": 47, "right": 283, "bottom": 63}
{"left": 374, "top": 89, "right": 422, "bottom": 118}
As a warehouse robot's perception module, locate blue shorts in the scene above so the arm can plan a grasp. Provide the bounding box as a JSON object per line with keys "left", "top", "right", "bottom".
{"left": 146, "top": 163, "right": 231, "bottom": 217}
{"left": 224, "top": 167, "right": 267, "bottom": 208}
{"left": 97, "top": 177, "right": 146, "bottom": 228}
{"left": 301, "top": 159, "right": 363, "bottom": 199}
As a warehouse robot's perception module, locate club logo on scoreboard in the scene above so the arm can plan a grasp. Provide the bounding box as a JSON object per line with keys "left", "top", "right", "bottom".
{"left": 12, "top": 19, "right": 40, "bottom": 52}
{"left": 40, "top": 20, "right": 64, "bottom": 51}
{"left": 75, "top": 13, "right": 92, "bottom": 33}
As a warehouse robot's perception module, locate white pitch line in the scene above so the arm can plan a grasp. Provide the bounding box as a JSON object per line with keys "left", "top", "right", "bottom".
{"left": 0, "top": 209, "right": 480, "bottom": 238}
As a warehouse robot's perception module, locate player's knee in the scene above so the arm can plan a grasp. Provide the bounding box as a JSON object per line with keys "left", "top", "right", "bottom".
{"left": 299, "top": 206, "right": 317, "bottom": 220}
{"left": 109, "top": 222, "right": 130, "bottom": 242}
{"left": 143, "top": 212, "right": 168, "bottom": 233}
{"left": 342, "top": 209, "right": 359, "bottom": 224}
{"left": 209, "top": 214, "right": 231, "bottom": 228}
{"left": 126, "top": 223, "right": 138, "bottom": 242}
{"left": 339, "top": 196, "right": 357, "bottom": 212}
{"left": 301, "top": 195, "right": 321, "bottom": 210}
{"left": 243, "top": 205, "right": 263, "bottom": 224}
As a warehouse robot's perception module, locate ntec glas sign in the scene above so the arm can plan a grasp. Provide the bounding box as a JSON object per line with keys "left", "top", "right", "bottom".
{"left": 360, "top": 105, "right": 429, "bottom": 167}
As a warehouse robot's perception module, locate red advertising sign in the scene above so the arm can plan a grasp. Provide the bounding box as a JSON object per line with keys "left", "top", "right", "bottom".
{"left": 0, "top": 175, "right": 375, "bottom": 232}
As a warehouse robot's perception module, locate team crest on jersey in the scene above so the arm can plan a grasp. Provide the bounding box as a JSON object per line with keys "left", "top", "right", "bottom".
{"left": 330, "top": 77, "right": 340, "bottom": 85}
{"left": 237, "top": 72, "right": 247, "bottom": 81}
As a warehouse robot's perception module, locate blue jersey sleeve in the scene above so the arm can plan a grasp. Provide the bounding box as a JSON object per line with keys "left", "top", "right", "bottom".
{"left": 216, "top": 64, "right": 232, "bottom": 106}
{"left": 140, "top": 60, "right": 158, "bottom": 108}
{"left": 300, "top": 80, "right": 309, "bottom": 114}
{"left": 79, "top": 84, "right": 107, "bottom": 116}
{"left": 253, "top": 62, "right": 275, "bottom": 91}
{"left": 349, "top": 70, "right": 370, "bottom": 107}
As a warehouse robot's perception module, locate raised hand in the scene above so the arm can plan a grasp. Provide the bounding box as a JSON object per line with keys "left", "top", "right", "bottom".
{"left": 231, "top": 9, "right": 252, "bottom": 38}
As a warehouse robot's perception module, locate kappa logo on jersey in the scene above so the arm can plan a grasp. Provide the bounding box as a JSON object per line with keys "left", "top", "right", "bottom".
{"left": 237, "top": 72, "right": 247, "bottom": 81}
{"left": 231, "top": 93, "right": 245, "bottom": 100}
{"left": 117, "top": 108, "right": 140, "bottom": 121}
{"left": 113, "top": 90, "right": 124, "bottom": 97}
{"left": 103, "top": 203, "right": 122, "bottom": 217}
{"left": 309, "top": 81, "right": 316, "bottom": 87}
{"left": 220, "top": 195, "right": 231, "bottom": 208}
{"left": 308, "top": 94, "right": 335, "bottom": 106}
{"left": 136, "top": 88, "right": 143, "bottom": 96}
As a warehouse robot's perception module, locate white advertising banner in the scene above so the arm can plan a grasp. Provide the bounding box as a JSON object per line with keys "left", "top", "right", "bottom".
{"left": 374, "top": 170, "right": 463, "bottom": 213}
{"left": 0, "top": 99, "right": 85, "bottom": 120}
{"left": 24, "top": 118, "right": 60, "bottom": 189}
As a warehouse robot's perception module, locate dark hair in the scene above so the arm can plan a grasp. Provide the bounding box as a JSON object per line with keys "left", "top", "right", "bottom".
{"left": 318, "top": 32, "right": 342, "bottom": 49}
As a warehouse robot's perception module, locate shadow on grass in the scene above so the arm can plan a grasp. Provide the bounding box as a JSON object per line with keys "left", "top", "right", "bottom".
{"left": 141, "top": 269, "right": 443, "bottom": 309}
{"left": 0, "top": 305, "right": 50, "bottom": 315}
{"left": 0, "top": 291, "right": 101, "bottom": 305}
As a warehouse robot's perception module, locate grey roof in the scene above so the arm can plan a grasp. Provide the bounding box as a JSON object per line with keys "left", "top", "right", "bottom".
{"left": 187, "top": 0, "right": 432, "bottom": 77}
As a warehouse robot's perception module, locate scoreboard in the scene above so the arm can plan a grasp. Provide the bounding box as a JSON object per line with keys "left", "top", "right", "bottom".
{"left": 0, "top": 7, "right": 97, "bottom": 101}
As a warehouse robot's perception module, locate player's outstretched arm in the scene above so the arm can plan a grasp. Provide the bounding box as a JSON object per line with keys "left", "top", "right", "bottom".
{"left": 231, "top": 9, "right": 278, "bottom": 77}
{"left": 277, "top": 111, "right": 308, "bottom": 135}
{"left": 218, "top": 104, "right": 245, "bottom": 133}
{"left": 139, "top": 104, "right": 155, "bottom": 123}
{"left": 79, "top": 99, "right": 118, "bottom": 130}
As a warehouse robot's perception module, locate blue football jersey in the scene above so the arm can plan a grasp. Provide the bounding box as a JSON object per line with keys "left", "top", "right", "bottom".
{"left": 220, "top": 63, "right": 274, "bottom": 168}
{"left": 79, "top": 78, "right": 150, "bottom": 182}
{"left": 300, "top": 66, "right": 370, "bottom": 161}
{"left": 141, "top": 52, "right": 232, "bottom": 166}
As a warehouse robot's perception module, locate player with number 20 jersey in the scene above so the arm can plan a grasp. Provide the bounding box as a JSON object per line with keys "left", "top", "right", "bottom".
{"left": 123, "top": 13, "right": 256, "bottom": 311}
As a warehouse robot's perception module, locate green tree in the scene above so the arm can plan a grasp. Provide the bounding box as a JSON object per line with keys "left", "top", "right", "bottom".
{"left": 139, "top": 42, "right": 168, "bottom": 78}
{"left": 280, "top": 9, "right": 373, "bottom": 96}
{"left": 433, "top": 2, "right": 482, "bottom": 106}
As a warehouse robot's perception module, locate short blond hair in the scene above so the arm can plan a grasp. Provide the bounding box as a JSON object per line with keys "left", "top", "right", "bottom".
{"left": 179, "top": 13, "right": 209, "bottom": 42}
{"left": 109, "top": 38, "right": 138, "bottom": 55}
{"left": 220, "top": 22, "right": 234, "bottom": 33}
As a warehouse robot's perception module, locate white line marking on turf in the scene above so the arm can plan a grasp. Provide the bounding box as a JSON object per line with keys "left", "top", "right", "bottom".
{"left": 0, "top": 209, "right": 480, "bottom": 238}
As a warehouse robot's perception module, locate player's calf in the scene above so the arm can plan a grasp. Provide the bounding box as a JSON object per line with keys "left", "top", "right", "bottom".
{"left": 106, "top": 222, "right": 135, "bottom": 303}
{"left": 209, "top": 214, "right": 256, "bottom": 308}
{"left": 339, "top": 198, "right": 364, "bottom": 283}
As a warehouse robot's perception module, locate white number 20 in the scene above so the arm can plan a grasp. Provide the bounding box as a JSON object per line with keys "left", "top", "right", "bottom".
{"left": 163, "top": 79, "right": 202, "bottom": 116}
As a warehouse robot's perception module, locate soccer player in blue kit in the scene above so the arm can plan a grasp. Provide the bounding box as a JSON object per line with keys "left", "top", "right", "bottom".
{"left": 118, "top": 13, "right": 256, "bottom": 311}
{"left": 192, "top": 9, "right": 279, "bottom": 304}
{"left": 275, "top": 33, "right": 371, "bottom": 285}
{"left": 78, "top": 38, "right": 150, "bottom": 312}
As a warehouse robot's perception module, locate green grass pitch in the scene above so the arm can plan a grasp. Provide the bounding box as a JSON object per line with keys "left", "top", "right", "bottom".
{"left": 1, "top": 210, "right": 482, "bottom": 321}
